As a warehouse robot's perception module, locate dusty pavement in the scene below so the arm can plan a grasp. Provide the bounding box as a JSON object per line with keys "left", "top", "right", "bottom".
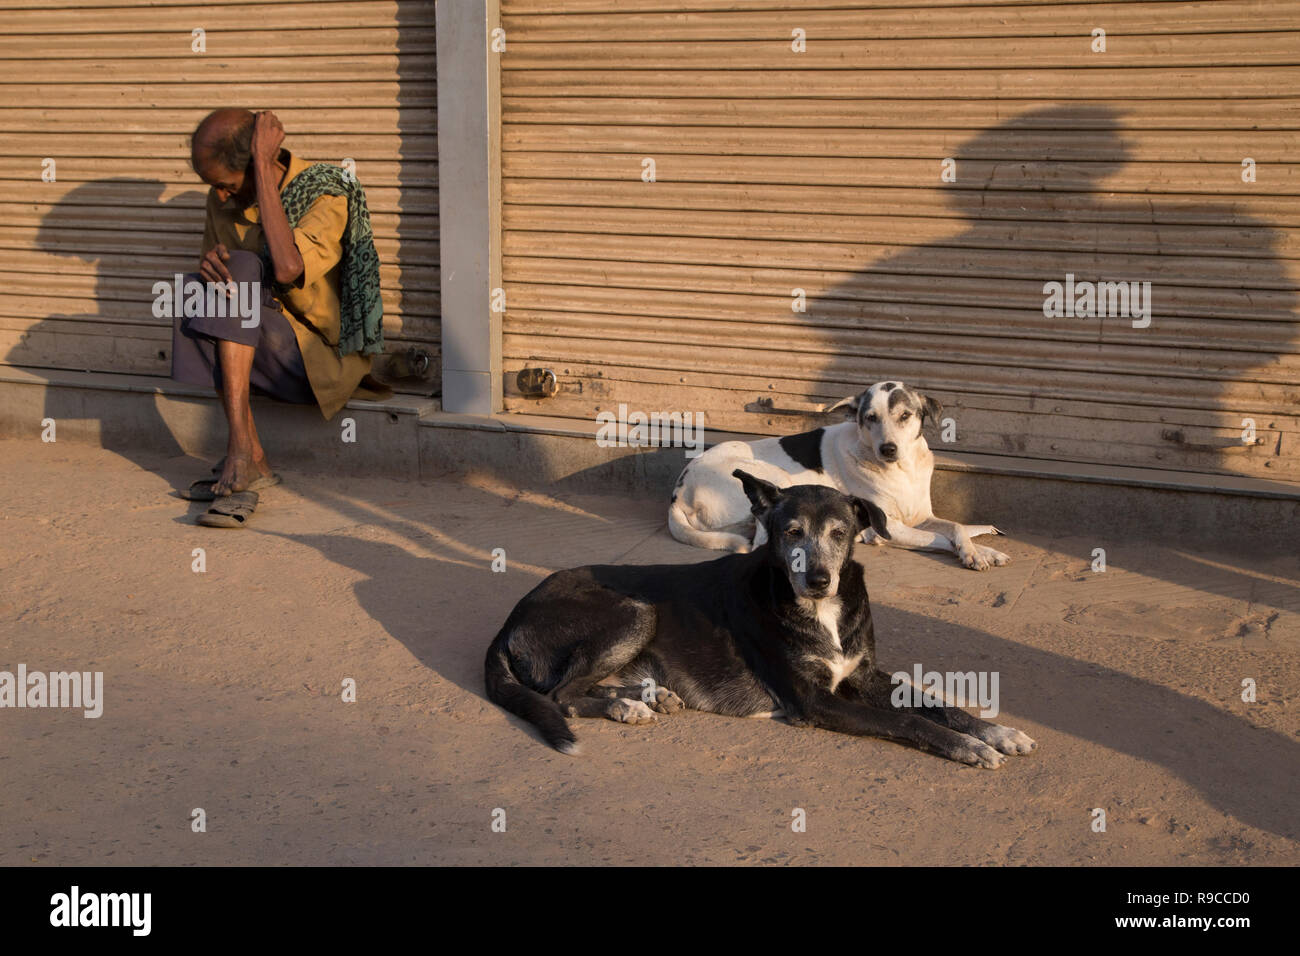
{"left": 1, "top": 438, "right": 1297, "bottom": 866}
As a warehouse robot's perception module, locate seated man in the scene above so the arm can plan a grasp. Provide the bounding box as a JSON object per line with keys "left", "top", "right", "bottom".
{"left": 172, "top": 108, "right": 389, "bottom": 521}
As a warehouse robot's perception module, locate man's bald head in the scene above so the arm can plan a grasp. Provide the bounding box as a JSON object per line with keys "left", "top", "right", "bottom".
{"left": 191, "top": 108, "right": 255, "bottom": 175}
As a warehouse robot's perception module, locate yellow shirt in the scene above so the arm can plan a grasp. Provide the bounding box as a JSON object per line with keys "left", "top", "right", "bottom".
{"left": 200, "top": 149, "right": 372, "bottom": 419}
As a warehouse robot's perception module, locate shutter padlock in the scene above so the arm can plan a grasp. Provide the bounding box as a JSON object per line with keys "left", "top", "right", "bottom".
{"left": 517, "top": 367, "right": 559, "bottom": 398}
{"left": 386, "top": 347, "right": 432, "bottom": 380}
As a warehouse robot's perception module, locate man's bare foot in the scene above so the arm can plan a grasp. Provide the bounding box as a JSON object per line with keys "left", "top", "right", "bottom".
{"left": 211, "top": 454, "right": 274, "bottom": 496}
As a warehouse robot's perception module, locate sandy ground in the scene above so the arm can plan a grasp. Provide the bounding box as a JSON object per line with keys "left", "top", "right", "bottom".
{"left": 1, "top": 438, "right": 1297, "bottom": 866}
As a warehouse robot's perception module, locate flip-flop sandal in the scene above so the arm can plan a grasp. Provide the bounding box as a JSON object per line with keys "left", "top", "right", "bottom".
{"left": 174, "top": 458, "right": 227, "bottom": 501}
{"left": 182, "top": 473, "right": 282, "bottom": 501}
{"left": 196, "top": 491, "right": 259, "bottom": 528}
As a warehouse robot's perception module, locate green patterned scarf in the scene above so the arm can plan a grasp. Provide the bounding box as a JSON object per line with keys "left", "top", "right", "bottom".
{"left": 264, "top": 162, "right": 385, "bottom": 357}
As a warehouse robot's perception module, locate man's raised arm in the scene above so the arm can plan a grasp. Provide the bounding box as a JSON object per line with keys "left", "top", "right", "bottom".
{"left": 249, "top": 110, "right": 305, "bottom": 286}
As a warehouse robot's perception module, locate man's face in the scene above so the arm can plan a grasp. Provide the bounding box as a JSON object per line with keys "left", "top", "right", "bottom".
{"left": 195, "top": 156, "right": 252, "bottom": 205}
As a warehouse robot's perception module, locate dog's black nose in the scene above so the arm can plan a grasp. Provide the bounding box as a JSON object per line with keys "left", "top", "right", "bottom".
{"left": 879, "top": 442, "right": 897, "bottom": 459}
{"left": 806, "top": 569, "right": 831, "bottom": 592}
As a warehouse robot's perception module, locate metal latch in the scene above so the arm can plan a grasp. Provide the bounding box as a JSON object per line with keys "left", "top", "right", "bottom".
{"left": 1161, "top": 429, "right": 1264, "bottom": 453}
{"left": 517, "top": 367, "right": 558, "bottom": 398}
{"left": 744, "top": 396, "right": 854, "bottom": 416}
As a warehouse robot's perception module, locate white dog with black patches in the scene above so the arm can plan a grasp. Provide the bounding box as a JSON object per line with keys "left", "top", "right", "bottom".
{"left": 668, "top": 381, "right": 1010, "bottom": 571}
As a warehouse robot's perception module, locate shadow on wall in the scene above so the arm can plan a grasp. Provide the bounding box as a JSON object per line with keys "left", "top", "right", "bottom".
{"left": 10, "top": 177, "right": 212, "bottom": 461}
{"left": 806, "top": 104, "right": 1295, "bottom": 475}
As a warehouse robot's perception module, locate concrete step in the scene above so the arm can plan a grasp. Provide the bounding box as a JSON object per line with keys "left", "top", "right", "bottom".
{"left": 2, "top": 365, "right": 1296, "bottom": 552}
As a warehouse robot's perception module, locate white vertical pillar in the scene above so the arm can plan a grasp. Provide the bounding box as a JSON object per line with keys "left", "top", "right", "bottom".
{"left": 436, "top": 0, "right": 502, "bottom": 413}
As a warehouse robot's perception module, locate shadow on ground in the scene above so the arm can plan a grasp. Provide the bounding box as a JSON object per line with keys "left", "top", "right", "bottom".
{"left": 254, "top": 479, "right": 1298, "bottom": 843}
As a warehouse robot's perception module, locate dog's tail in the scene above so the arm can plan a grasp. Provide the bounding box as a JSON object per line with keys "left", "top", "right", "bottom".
{"left": 667, "top": 497, "right": 752, "bottom": 552}
{"left": 484, "top": 630, "right": 580, "bottom": 755}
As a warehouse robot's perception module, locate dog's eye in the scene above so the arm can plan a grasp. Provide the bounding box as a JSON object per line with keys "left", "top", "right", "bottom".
{"left": 865, "top": 414, "right": 879, "bottom": 423}
{"left": 829, "top": 528, "right": 847, "bottom": 540}
{"left": 899, "top": 411, "right": 911, "bottom": 421}
{"left": 785, "top": 527, "right": 803, "bottom": 538}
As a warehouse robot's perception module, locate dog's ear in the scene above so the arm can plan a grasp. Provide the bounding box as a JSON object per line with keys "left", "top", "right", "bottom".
{"left": 732, "top": 469, "right": 783, "bottom": 516}
{"left": 851, "top": 497, "right": 892, "bottom": 540}
{"left": 824, "top": 391, "right": 863, "bottom": 417}
{"left": 919, "top": 393, "right": 943, "bottom": 426}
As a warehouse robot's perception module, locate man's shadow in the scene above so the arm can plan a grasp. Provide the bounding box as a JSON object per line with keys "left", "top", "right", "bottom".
{"left": 806, "top": 103, "right": 1298, "bottom": 607}
{"left": 14, "top": 178, "right": 226, "bottom": 477}
{"left": 811, "top": 105, "right": 1295, "bottom": 424}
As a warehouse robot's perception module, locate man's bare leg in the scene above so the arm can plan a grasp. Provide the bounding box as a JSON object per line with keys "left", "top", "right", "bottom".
{"left": 244, "top": 401, "right": 271, "bottom": 476}
{"left": 207, "top": 400, "right": 270, "bottom": 482}
{"left": 212, "top": 339, "right": 274, "bottom": 496}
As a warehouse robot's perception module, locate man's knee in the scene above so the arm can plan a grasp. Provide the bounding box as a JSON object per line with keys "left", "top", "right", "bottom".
{"left": 172, "top": 272, "right": 200, "bottom": 333}
{"left": 225, "top": 250, "right": 264, "bottom": 283}
{"left": 173, "top": 253, "right": 266, "bottom": 344}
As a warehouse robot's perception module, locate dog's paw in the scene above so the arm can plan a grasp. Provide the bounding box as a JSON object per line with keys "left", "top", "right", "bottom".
{"left": 977, "top": 545, "right": 1011, "bottom": 567}
{"left": 960, "top": 549, "right": 991, "bottom": 572}
{"left": 607, "top": 698, "right": 657, "bottom": 724}
{"left": 859, "top": 528, "right": 887, "bottom": 546}
{"left": 953, "top": 737, "right": 1007, "bottom": 769}
{"left": 649, "top": 686, "right": 685, "bottom": 714}
{"left": 979, "top": 724, "right": 1037, "bottom": 755}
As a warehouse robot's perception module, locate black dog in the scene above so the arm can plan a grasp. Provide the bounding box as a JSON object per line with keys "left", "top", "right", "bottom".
{"left": 485, "top": 470, "right": 1036, "bottom": 767}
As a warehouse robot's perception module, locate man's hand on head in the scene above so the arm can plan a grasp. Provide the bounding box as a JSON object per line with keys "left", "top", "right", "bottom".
{"left": 199, "top": 243, "right": 234, "bottom": 284}
{"left": 247, "top": 110, "right": 305, "bottom": 286}
{"left": 250, "top": 111, "right": 286, "bottom": 172}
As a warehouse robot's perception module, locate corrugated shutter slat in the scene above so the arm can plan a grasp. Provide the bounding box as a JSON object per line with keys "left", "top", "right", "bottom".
{"left": 0, "top": 0, "right": 438, "bottom": 387}
{"left": 499, "top": 0, "right": 1300, "bottom": 479}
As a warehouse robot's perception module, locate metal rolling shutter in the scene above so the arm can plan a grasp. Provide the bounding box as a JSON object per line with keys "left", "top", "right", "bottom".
{"left": 499, "top": 0, "right": 1300, "bottom": 480}
{"left": 0, "top": 0, "right": 438, "bottom": 390}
